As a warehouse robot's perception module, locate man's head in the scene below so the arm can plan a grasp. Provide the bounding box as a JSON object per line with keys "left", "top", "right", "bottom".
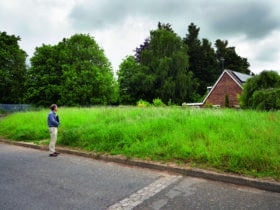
{"left": 50, "top": 104, "right": 58, "bottom": 112}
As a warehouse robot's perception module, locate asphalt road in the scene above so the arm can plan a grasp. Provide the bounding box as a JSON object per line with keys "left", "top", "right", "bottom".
{"left": 0, "top": 143, "right": 279, "bottom": 210}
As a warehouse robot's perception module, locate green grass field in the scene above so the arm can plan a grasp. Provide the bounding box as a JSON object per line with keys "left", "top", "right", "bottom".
{"left": 0, "top": 107, "right": 279, "bottom": 180}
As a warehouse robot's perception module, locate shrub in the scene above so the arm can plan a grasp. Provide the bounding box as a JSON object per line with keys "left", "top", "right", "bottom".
{"left": 137, "top": 99, "right": 150, "bottom": 107}
{"left": 152, "top": 98, "right": 166, "bottom": 107}
{"left": 205, "top": 102, "right": 213, "bottom": 108}
{"left": 225, "top": 94, "right": 230, "bottom": 108}
{"left": 252, "top": 88, "right": 280, "bottom": 110}
{"left": 0, "top": 108, "right": 6, "bottom": 114}
{"left": 240, "top": 70, "right": 280, "bottom": 109}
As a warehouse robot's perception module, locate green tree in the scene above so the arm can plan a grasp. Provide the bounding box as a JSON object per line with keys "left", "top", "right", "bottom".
{"left": 118, "top": 56, "right": 142, "bottom": 104}
{"left": 252, "top": 89, "right": 280, "bottom": 110}
{"left": 134, "top": 23, "right": 198, "bottom": 104}
{"left": 25, "top": 44, "right": 61, "bottom": 106}
{"left": 183, "top": 23, "right": 202, "bottom": 75}
{"left": 0, "top": 31, "right": 27, "bottom": 103}
{"left": 25, "top": 34, "right": 117, "bottom": 106}
{"left": 199, "top": 39, "right": 220, "bottom": 95}
{"left": 57, "top": 34, "right": 116, "bottom": 106}
{"left": 215, "top": 39, "right": 251, "bottom": 74}
{"left": 240, "top": 70, "right": 280, "bottom": 109}
{"left": 183, "top": 23, "right": 219, "bottom": 96}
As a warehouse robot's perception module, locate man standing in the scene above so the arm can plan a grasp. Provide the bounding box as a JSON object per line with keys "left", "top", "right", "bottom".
{"left": 47, "top": 104, "right": 60, "bottom": 157}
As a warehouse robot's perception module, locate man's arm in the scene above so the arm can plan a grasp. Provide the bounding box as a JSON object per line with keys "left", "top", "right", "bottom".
{"left": 48, "top": 113, "right": 59, "bottom": 127}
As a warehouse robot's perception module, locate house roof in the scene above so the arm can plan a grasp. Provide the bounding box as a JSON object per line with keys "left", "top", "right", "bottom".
{"left": 202, "top": 69, "right": 252, "bottom": 104}
{"left": 227, "top": 70, "right": 252, "bottom": 85}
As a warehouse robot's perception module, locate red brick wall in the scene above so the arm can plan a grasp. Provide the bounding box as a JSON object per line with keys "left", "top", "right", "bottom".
{"left": 204, "top": 73, "right": 242, "bottom": 107}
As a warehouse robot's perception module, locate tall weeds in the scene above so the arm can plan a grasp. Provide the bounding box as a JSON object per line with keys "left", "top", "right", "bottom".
{"left": 0, "top": 107, "right": 279, "bottom": 179}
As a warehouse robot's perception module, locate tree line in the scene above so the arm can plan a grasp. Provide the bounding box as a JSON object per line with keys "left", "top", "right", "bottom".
{"left": 118, "top": 23, "right": 252, "bottom": 105}
{"left": 1, "top": 22, "right": 278, "bottom": 109}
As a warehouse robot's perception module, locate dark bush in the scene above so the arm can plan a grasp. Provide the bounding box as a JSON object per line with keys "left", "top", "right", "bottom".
{"left": 252, "top": 88, "right": 280, "bottom": 111}
{"left": 240, "top": 71, "right": 280, "bottom": 110}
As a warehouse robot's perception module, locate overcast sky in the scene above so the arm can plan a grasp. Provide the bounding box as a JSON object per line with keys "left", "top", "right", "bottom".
{"left": 1, "top": 0, "right": 279, "bottom": 74}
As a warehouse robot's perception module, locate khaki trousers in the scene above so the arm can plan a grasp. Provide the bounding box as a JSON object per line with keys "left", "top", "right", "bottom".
{"left": 49, "top": 127, "right": 58, "bottom": 153}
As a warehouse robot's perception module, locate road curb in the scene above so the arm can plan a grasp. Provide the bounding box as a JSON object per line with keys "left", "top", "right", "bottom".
{"left": 1, "top": 139, "right": 279, "bottom": 193}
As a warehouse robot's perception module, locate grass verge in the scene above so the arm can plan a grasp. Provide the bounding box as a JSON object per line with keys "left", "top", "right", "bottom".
{"left": 0, "top": 107, "right": 279, "bottom": 180}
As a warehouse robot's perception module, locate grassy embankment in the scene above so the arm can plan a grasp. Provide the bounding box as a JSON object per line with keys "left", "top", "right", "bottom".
{"left": 0, "top": 107, "right": 279, "bottom": 180}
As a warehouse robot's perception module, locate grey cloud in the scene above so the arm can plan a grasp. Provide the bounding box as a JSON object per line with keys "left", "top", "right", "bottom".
{"left": 256, "top": 44, "right": 279, "bottom": 62}
{"left": 207, "top": 2, "right": 280, "bottom": 39}
{"left": 69, "top": 0, "right": 280, "bottom": 40}
{"left": 69, "top": 0, "right": 194, "bottom": 30}
{"left": 69, "top": 1, "right": 128, "bottom": 29}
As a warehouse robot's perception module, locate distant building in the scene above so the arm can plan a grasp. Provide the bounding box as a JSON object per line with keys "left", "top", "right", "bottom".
{"left": 187, "top": 70, "right": 252, "bottom": 108}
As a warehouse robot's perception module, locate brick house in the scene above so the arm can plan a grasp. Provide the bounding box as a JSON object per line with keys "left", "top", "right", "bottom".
{"left": 187, "top": 70, "right": 252, "bottom": 108}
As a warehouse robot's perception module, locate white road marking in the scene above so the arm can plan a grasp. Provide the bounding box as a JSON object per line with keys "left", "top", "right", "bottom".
{"left": 107, "top": 175, "right": 182, "bottom": 210}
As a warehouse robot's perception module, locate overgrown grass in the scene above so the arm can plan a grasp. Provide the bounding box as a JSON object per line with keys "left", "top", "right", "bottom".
{"left": 0, "top": 107, "right": 279, "bottom": 180}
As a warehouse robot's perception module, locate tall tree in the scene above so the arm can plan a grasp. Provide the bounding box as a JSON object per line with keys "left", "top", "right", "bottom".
{"left": 197, "top": 38, "right": 220, "bottom": 95}
{"left": 183, "top": 23, "right": 201, "bottom": 76}
{"left": 120, "top": 22, "right": 198, "bottom": 105}
{"left": 25, "top": 34, "right": 117, "bottom": 106}
{"left": 135, "top": 38, "right": 150, "bottom": 63}
{"left": 0, "top": 31, "right": 27, "bottom": 103}
{"left": 25, "top": 44, "right": 61, "bottom": 105}
{"left": 118, "top": 56, "right": 146, "bottom": 104}
{"left": 183, "top": 23, "right": 219, "bottom": 96}
{"left": 215, "top": 39, "right": 251, "bottom": 74}
{"left": 58, "top": 34, "right": 116, "bottom": 106}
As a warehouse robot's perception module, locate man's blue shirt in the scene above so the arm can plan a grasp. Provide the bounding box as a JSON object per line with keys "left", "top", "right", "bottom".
{"left": 48, "top": 111, "right": 59, "bottom": 127}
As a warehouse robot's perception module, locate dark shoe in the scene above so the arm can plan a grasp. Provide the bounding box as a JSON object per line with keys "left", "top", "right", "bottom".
{"left": 54, "top": 152, "right": 60, "bottom": 155}
{"left": 49, "top": 153, "right": 57, "bottom": 157}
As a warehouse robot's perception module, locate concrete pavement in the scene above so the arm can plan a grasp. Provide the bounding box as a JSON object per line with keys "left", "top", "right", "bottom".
{"left": 1, "top": 141, "right": 279, "bottom": 210}
{"left": 0, "top": 139, "right": 279, "bottom": 193}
